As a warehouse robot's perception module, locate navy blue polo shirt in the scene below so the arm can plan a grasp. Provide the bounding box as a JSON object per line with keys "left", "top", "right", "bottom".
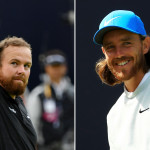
{"left": 0, "top": 86, "right": 37, "bottom": 150}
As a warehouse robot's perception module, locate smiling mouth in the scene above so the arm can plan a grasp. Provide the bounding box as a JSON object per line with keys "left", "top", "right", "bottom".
{"left": 116, "top": 60, "right": 130, "bottom": 66}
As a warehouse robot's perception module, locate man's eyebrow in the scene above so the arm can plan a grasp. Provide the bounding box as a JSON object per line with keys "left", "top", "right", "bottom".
{"left": 103, "top": 36, "right": 133, "bottom": 47}
{"left": 10, "top": 59, "right": 20, "bottom": 62}
{"left": 103, "top": 42, "right": 113, "bottom": 47}
{"left": 10, "top": 59, "right": 32, "bottom": 65}
{"left": 120, "top": 36, "right": 133, "bottom": 41}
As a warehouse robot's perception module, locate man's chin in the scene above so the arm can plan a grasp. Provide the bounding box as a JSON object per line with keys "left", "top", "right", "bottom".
{"left": 9, "top": 87, "right": 26, "bottom": 96}
{"left": 113, "top": 71, "right": 133, "bottom": 82}
{"left": 0, "top": 77, "right": 28, "bottom": 96}
{"left": 5, "top": 83, "right": 27, "bottom": 96}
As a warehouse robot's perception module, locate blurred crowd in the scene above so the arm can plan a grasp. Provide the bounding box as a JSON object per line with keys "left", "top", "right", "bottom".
{"left": 23, "top": 49, "right": 74, "bottom": 150}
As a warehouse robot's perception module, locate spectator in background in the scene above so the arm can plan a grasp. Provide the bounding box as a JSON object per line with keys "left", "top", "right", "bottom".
{"left": 26, "top": 49, "right": 74, "bottom": 150}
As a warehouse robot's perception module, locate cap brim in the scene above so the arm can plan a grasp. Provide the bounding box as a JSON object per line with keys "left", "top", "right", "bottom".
{"left": 93, "top": 26, "right": 121, "bottom": 45}
{"left": 93, "top": 26, "right": 147, "bottom": 45}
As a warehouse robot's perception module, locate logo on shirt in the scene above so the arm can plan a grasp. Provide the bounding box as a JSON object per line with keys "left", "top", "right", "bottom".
{"left": 139, "top": 108, "right": 149, "bottom": 113}
{"left": 9, "top": 107, "right": 16, "bottom": 113}
{"left": 27, "top": 115, "right": 30, "bottom": 119}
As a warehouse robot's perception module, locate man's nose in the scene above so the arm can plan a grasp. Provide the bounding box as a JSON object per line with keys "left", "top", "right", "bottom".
{"left": 17, "top": 65, "right": 25, "bottom": 74}
{"left": 115, "top": 46, "right": 124, "bottom": 58}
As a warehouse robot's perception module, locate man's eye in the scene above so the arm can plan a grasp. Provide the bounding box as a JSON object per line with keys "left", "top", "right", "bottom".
{"left": 11, "top": 62, "right": 17, "bottom": 65}
{"left": 24, "top": 64, "right": 31, "bottom": 69}
{"left": 105, "top": 45, "right": 114, "bottom": 51}
{"left": 123, "top": 42, "right": 131, "bottom": 45}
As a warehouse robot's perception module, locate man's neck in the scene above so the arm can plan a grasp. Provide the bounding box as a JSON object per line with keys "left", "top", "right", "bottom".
{"left": 124, "top": 71, "right": 145, "bottom": 92}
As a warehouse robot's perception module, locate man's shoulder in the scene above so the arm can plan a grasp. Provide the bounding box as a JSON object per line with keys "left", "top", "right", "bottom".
{"left": 0, "top": 86, "right": 6, "bottom": 96}
{"left": 107, "top": 92, "right": 125, "bottom": 119}
{"left": 0, "top": 86, "right": 10, "bottom": 104}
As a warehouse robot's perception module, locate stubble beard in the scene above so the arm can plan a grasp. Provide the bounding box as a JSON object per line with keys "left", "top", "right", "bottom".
{"left": 107, "top": 50, "right": 145, "bottom": 82}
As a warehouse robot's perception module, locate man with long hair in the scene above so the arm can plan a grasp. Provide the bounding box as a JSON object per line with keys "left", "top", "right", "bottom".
{"left": 93, "top": 10, "right": 150, "bottom": 149}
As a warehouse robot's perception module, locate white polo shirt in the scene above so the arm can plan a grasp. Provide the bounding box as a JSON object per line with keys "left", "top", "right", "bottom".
{"left": 107, "top": 71, "right": 150, "bottom": 150}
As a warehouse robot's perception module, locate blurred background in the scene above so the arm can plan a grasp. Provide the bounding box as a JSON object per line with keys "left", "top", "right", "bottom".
{"left": 0, "top": 0, "right": 74, "bottom": 90}
{"left": 76, "top": 0, "right": 150, "bottom": 150}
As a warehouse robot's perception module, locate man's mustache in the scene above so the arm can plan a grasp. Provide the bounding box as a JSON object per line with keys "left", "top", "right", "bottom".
{"left": 12, "top": 75, "right": 26, "bottom": 83}
{"left": 112, "top": 56, "right": 133, "bottom": 64}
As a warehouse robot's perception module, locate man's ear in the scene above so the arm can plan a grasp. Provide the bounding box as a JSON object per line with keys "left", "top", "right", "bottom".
{"left": 101, "top": 46, "right": 105, "bottom": 54}
{"left": 143, "top": 36, "right": 150, "bottom": 54}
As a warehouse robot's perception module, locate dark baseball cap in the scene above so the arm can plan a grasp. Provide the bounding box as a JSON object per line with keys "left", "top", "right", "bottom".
{"left": 93, "top": 10, "right": 147, "bottom": 45}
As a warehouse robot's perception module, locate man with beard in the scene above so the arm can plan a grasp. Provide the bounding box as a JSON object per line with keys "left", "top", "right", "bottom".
{"left": 93, "top": 10, "right": 150, "bottom": 150}
{"left": 0, "top": 36, "right": 37, "bottom": 150}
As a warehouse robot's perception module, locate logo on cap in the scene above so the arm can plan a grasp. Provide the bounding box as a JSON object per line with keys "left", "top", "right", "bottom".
{"left": 104, "top": 16, "right": 121, "bottom": 26}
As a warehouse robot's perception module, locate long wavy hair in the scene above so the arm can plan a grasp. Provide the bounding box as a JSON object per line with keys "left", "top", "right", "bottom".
{"left": 95, "top": 35, "right": 150, "bottom": 86}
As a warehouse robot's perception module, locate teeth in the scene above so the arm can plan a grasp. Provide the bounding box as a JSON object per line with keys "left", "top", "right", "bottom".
{"left": 117, "top": 61, "right": 129, "bottom": 66}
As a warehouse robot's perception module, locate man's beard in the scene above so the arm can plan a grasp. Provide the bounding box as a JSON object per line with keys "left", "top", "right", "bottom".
{"left": 0, "top": 74, "right": 28, "bottom": 96}
{"left": 107, "top": 50, "right": 145, "bottom": 82}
